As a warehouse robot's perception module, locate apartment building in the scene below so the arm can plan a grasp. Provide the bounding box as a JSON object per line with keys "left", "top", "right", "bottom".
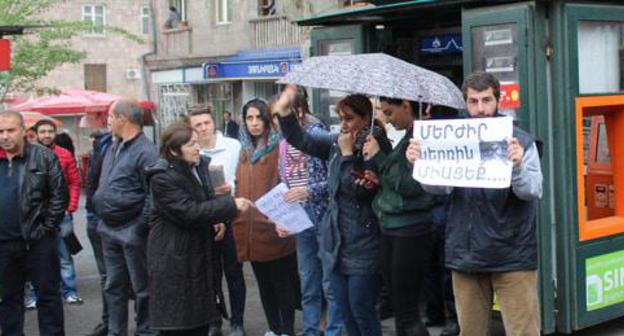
{"left": 145, "top": 0, "right": 343, "bottom": 131}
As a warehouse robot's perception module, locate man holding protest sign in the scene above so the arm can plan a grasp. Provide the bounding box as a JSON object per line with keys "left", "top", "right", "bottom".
{"left": 406, "top": 71, "right": 543, "bottom": 336}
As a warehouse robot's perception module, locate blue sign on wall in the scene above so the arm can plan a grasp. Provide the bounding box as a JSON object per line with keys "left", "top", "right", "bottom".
{"left": 204, "top": 60, "right": 298, "bottom": 80}
{"left": 420, "top": 34, "right": 463, "bottom": 55}
{"left": 203, "top": 48, "right": 301, "bottom": 80}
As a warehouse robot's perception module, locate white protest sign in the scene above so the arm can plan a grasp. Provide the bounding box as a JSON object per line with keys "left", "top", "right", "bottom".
{"left": 412, "top": 117, "right": 513, "bottom": 188}
{"left": 255, "top": 183, "right": 313, "bottom": 234}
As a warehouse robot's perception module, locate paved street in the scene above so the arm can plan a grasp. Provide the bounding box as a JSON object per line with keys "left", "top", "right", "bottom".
{"left": 21, "top": 202, "right": 624, "bottom": 336}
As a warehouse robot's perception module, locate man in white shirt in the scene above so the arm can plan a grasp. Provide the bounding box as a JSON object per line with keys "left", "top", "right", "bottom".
{"left": 188, "top": 108, "right": 246, "bottom": 336}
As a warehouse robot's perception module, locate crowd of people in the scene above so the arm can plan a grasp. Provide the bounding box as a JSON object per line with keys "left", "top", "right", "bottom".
{"left": 0, "top": 71, "right": 543, "bottom": 336}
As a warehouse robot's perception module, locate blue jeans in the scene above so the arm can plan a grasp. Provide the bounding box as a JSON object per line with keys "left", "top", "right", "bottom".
{"left": 27, "top": 214, "right": 79, "bottom": 301}
{"left": 328, "top": 272, "right": 382, "bottom": 336}
{"left": 296, "top": 226, "right": 343, "bottom": 336}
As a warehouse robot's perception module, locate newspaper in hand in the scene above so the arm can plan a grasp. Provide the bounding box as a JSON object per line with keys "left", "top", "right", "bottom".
{"left": 255, "top": 183, "right": 313, "bottom": 234}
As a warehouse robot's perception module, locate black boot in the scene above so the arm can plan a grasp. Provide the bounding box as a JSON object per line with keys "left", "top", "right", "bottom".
{"left": 440, "top": 320, "right": 460, "bottom": 336}
{"left": 84, "top": 323, "right": 108, "bottom": 336}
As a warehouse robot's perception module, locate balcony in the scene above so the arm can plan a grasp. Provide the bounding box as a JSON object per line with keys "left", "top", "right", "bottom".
{"left": 158, "top": 26, "right": 193, "bottom": 58}
{"left": 249, "top": 15, "right": 303, "bottom": 49}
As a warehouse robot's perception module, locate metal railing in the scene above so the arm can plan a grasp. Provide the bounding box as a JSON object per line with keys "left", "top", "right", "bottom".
{"left": 249, "top": 15, "right": 302, "bottom": 49}
{"left": 158, "top": 26, "right": 192, "bottom": 57}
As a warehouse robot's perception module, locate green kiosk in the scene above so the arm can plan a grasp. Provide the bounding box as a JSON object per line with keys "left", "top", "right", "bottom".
{"left": 297, "top": 0, "right": 624, "bottom": 333}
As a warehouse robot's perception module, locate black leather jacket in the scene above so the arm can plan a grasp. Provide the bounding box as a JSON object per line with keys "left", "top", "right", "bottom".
{"left": 18, "top": 142, "right": 68, "bottom": 241}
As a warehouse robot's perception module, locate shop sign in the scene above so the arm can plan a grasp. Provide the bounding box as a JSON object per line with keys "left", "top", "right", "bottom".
{"left": 0, "top": 39, "right": 10, "bottom": 71}
{"left": 203, "top": 60, "right": 299, "bottom": 80}
{"left": 499, "top": 83, "right": 521, "bottom": 109}
{"left": 420, "top": 34, "right": 463, "bottom": 55}
{"left": 586, "top": 250, "right": 624, "bottom": 311}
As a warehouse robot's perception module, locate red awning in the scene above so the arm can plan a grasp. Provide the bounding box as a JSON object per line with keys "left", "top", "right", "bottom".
{"left": 9, "top": 89, "right": 154, "bottom": 115}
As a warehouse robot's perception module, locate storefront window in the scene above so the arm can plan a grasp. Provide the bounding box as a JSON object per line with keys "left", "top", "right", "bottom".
{"left": 158, "top": 83, "right": 193, "bottom": 128}
{"left": 253, "top": 81, "right": 279, "bottom": 101}
{"left": 578, "top": 21, "right": 624, "bottom": 94}
{"left": 196, "top": 83, "right": 233, "bottom": 131}
{"left": 471, "top": 24, "right": 520, "bottom": 119}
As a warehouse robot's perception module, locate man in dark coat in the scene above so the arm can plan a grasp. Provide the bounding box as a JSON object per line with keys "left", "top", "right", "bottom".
{"left": 92, "top": 99, "right": 159, "bottom": 336}
{"left": 0, "top": 111, "right": 68, "bottom": 335}
{"left": 223, "top": 111, "right": 240, "bottom": 139}
{"left": 407, "top": 72, "right": 543, "bottom": 336}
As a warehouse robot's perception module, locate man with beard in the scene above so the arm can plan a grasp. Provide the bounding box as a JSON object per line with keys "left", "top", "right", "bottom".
{"left": 26, "top": 119, "right": 82, "bottom": 307}
{"left": 188, "top": 107, "right": 246, "bottom": 336}
{"left": 406, "top": 71, "right": 543, "bottom": 336}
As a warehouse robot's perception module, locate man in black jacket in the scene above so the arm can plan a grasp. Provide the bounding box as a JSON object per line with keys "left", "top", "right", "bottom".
{"left": 92, "top": 99, "right": 159, "bottom": 336}
{"left": 0, "top": 111, "right": 68, "bottom": 335}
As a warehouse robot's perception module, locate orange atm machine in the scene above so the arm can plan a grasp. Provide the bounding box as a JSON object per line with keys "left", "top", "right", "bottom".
{"left": 586, "top": 116, "right": 615, "bottom": 220}
{"left": 576, "top": 95, "right": 624, "bottom": 241}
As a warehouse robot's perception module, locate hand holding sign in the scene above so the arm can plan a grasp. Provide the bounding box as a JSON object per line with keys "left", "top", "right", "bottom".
{"left": 283, "top": 187, "right": 309, "bottom": 203}
{"left": 406, "top": 138, "right": 421, "bottom": 164}
{"left": 507, "top": 137, "right": 524, "bottom": 167}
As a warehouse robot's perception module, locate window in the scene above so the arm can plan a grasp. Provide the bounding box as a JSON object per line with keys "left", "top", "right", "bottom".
{"left": 168, "top": 0, "right": 188, "bottom": 22}
{"left": 259, "top": 0, "right": 276, "bottom": 16}
{"left": 216, "top": 0, "right": 232, "bottom": 24}
{"left": 84, "top": 64, "right": 107, "bottom": 92}
{"left": 140, "top": 6, "right": 150, "bottom": 35}
{"left": 82, "top": 5, "right": 105, "bottom": 35}
{"left": 578, "top": 21, "right": 624, "bottom": 94}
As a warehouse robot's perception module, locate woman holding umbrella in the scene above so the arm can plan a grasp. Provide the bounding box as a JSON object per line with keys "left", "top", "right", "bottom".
{"left": 360, "top": 98, "right": 444, "bottom": 336}
{"left": 272, "top": 85, "right": 392, "bottom": 336}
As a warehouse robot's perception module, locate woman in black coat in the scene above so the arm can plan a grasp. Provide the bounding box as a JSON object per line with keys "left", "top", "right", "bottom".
{"left": 146, "top": 122, "right": 252, "bottom": 336}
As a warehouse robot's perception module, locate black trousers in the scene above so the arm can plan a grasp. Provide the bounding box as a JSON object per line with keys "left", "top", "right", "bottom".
{"left": 251, "top": 253, "right": 299, "bottom": 336}
{"left": 423, "top": 224, "right": 457, "bottom": 323}
{"left": 159, "top": 324, "right": 210, "bottom": 336}
{"left": 380, "top": 233, "right": 433, "bottom": 336}
{"left": 212, "top": 222, "right": 246, "bottom": 327}
{"left": 0, "top": 235, "right": 65, "bottom": 336}
{"left": 87, "top": 212, "right": 109, "bottom": 325}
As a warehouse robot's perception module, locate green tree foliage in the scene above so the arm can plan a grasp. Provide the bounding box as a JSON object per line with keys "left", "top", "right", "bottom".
{"left": 0, "top": 0, "right": 143, "bottom": 104}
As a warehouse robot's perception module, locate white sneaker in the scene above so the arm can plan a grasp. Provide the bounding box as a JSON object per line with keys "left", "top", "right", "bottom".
{"left": 25, "top": 298, "right": 36, "bottom": 310}
{"left": 263, "top": 332, "right": 278, "bottom": 336}
{"left": 65, "top": 294, "right": 84, "bottom": 305}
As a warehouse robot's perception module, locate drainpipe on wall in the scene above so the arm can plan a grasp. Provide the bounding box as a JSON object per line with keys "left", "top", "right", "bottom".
{"left": 140, "top": 0, "right": 157, "bottom": 101}
{"left": 140, "top": 0, "right": 160, "bottom": 137}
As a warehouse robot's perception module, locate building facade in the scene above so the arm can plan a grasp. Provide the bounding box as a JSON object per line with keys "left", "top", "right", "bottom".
{"left": 38, "top": 0, "right": 152, "bottom": 98}
{"left": 29, "top": 0, "right": 153, "bottom": 156}
{"left": 145, "top": 0, "right": 344, "bottom": 132}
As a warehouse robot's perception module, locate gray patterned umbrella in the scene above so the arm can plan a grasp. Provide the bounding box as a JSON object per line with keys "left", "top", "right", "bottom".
{"left": 278, "top": 53, "right": 465, "bottom": 109}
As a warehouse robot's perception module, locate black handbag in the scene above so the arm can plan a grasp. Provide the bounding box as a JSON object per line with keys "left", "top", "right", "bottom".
{"left": 63, "top": 232, "right": 83, "bottom": 255}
